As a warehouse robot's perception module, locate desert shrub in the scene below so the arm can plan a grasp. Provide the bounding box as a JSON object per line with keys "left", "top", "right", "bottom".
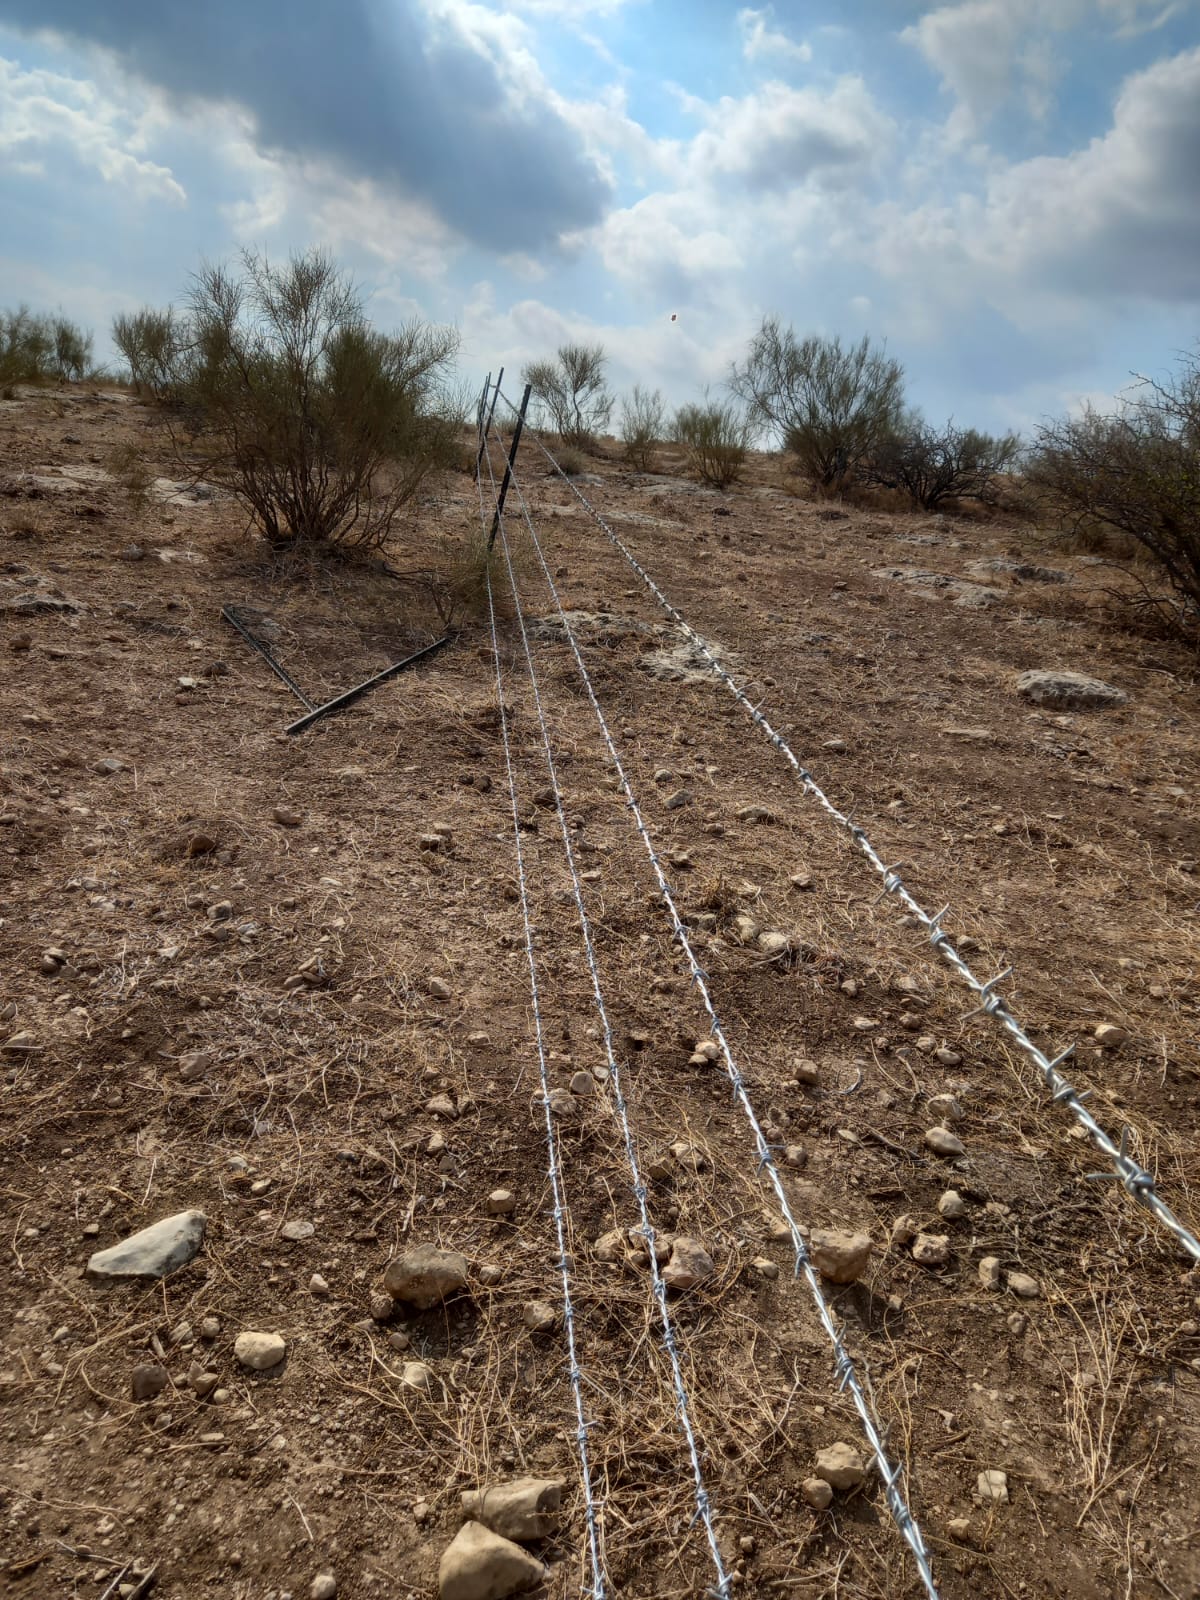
{"left": 673, "top": 400, "right": 752, "bottom": 488}
{"left": 1028, "top": 348, "right": 1200, "bottom": 631}
{"left": 164, "top": 249, "right": 459, "bottom": 551}
{"left": 870, "top": 415, "right": 1021, "bottom": 509}
{"left": 112, "top": 308, "right": 185, "bottom": 400}
{"left": 1, "top": 307, "right": 92, "bottom": 393}
{"left": 522, "top": 343, "right": 613, "bottom": 449}
{"left": 730, "top": 317, "right": 904, "bottom": 488}
{"left": 106, "top": 441, "right": 154, "bottom": 512}
{"left": 620, "top": 384, "right": 667, "bottom": 470}
{"left": 554, "top": 446, "right": 588, "bottom": 477}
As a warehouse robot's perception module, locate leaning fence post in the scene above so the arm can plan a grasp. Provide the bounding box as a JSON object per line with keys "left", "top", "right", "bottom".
{"left": 475, "top": 364, "right": 504, "bottom": 482}
{"left": 487, "top": 381, "right": 531, "bottom": 551}
{"left": 475, "top": 370, "right": 491, "bottom": 445}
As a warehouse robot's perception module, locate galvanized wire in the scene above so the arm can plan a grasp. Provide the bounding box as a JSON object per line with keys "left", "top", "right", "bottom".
{"left": 495, "top": 392, "right": 1200, "bottom": 1267}
{"left": 477, "top": 462, "right": 608, "bottom": 1598}
{"left": 485, "top": 417, "right": 942, "bottom": 1600}
{"left": 480, "top": 429, "right": 734, "bottom": 1597}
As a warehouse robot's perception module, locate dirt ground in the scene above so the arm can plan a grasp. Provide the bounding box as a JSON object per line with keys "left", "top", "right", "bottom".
{"left": 1, "top": 383, "right": 1198, "bottom": 1600}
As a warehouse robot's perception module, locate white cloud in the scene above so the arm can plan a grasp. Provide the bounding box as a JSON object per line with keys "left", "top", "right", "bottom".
{"left": 902, "top": 0, "right": 1197, "bottom": 132}
{"left": 0, "top": 55, "right": 184, "bottom": 201}
{"left": 687, "top": 77, "right": 892, "bottom": 190}
{"left": 738, "top": 7, "right": 813, "bottom": 66}
{"left": 871, "top": 46, "right": 1200, "bottom": 316}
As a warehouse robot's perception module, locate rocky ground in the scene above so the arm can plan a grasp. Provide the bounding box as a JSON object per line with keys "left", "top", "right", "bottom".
{"left": 1, "top": 382, "right": 1198, "bottom": 1600}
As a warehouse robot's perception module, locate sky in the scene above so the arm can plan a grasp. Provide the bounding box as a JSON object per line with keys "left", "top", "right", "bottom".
{"left": 0, "top": 0, "right": 1197, "bottom": 434}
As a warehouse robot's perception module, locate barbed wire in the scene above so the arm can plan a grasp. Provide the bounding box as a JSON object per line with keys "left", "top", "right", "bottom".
{"left": 484, "top": 416, "right": 942, "bottom": 1600}
{"left": 477, "top": 449, "right": 608, "bottom": 1598}
{"left": 479, "top": 430, "right": 734, "bottom": 1597}
{"left": 493, "top": 389, "right": 1200, "bottom": 1267}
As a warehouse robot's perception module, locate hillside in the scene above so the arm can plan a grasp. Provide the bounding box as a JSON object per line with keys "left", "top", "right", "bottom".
{"left": 1, "top": 382, "right": 1198, "bottom": 1600}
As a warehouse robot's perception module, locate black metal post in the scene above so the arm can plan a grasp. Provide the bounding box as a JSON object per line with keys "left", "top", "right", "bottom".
{"left": 221, "top": 605, "right": 316, "bottom": 710}
{"left": 285, "top": 634, "right": 453, "bottom": 736}
{"left": 475, "top": 364, "right": 504, "bottom": 481}
{"left": 487, "top": 381, "right": 531, "bottom": 552}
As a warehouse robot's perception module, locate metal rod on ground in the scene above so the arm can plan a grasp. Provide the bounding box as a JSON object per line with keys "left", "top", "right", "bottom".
{"left": 285, "top": 634, "right": 452, "bottom": 735}
{"left": 487, "top": 382, "right": 531, "bottom": 552}
{"left": 475, "top": 365, "right": 503, "bottom": 481}
{"left": 220, "top": 605, "right": 316, "bottom": 710}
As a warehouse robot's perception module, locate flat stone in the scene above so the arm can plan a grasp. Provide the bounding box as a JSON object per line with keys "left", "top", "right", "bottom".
{"left": 594, "top": 1229, "right": 628, "bottom": 1263}
{"left": 438, "top": 1521, "right": 544, "bottom": 1600}
{"left": 1007, "top": 1271, "right": 1040, "bottom": 1299}
{"left": 1094, "top": 1023, "right": 1129, "bottom": 1049}
{"left": 522, "top": 1300, "right": 557, "bottom": 1333}
{"left": 384, "top": 1244, "right": 469, "bottom": 1309}
{"left": 1015, "top": 670, "right": 1126, "bottom": 710}
{"left": 234, "top": 1330, "right": 286, "bottom": 1370}
{"left": 662, "top": 1236, "right": 714, "bottom": 1291}
{"left": 977, "top": 1468, "right": 1009, "bottom": 1504}
{"left": 912, "top": 1233, "right": 951, "bottom": 1267}
{"left": 758, "top": 930, "right": 791, "bottom": 959}
{"left": 809, "top": 1228, "right": 872, "bottom": 1285}
{"left": 814, "top": 1441, "right": 866, "bottom": 1491}
{"left": 486, "top": 1190, "right": 516, "bottom": 1216}
{"left": 177, "top": 1050, "right": 212, "bottom": 1083}
{"left": 978, "top": 1256, "right": 1002, "bottom": 1291}
{"left": 272, "top": 806, "right": 302, "bottom": 828}
{"left": 938, "top": 1190, "right": 967, "bottom": 1219}
{"left": 927, "top": 1093, "right": 964, "bottom": 1123}
{"left": 802, "top": 1476, "right": 834, "bottom": 1510}
{"left": 426, "top": 1093, "right": 458, "bottom": 1119}
{"left": 402, "top": 1361, "right": 435, "bottom": 1391}
{"left": 925, "top": 1127, "right": 965, "bottom": 1158}
{"left": 131, "top": 1363, "right": 169, "bottom": 1401}
{"left": 568, "top": 1070, "right": 595, "bottom": 1097}
{"left": 281, "top": 1219, "right": 315, "bottom": 1241}
{"left": 87, "top": 1210, "right": 206, "bottom": 1281}
{"left": 460, "top": 1478, "right": 563, "bottom": 1542}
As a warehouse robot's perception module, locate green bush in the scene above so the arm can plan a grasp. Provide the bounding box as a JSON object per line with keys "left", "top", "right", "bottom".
{"left": 1028, "top": 347, "right": 1200, "bottom": 631}
{"left": 620, "top": 384, "right": 667, "bottom": 470}
{"left": 673, "top": 401, "right": 752, "bottom": 488}
{"left": 730, "top": 318, "right": 904, "bottom": 488}
{"left": 0, "top": 306, "right": 92, "bottom": 393}
{"left": 522, "top": 342, "right": 613, "bottom": 449}
{"left": 165, "top": 249, "right": 460, "bottom": 551}
{"left": 870, "top": 416, "right": 1021, "bottom": 509}
{"left": 112, "top": 308, "right": 183, "bottom": 399}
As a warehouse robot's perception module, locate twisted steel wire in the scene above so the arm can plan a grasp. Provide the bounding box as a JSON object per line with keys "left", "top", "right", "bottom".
{"left": 480, "top": 429, "right": 735, "bottom": 1596}
{"left": 477, "top": 457, "right": 608, "bottom": 1598}
{"left": 484, "top": 417, "right": 942, "bottom": 1600}
{"left": 494, "top": 390, "right": 1200, "bottom": 1267}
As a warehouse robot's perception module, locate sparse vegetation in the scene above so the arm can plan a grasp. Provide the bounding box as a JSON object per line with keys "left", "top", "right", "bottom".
{"left": 1029, "top": 346, "right": 1200, "bottom": 632}
{"left": 523, "top": 342, "right": 613, "bottom": 449}
{"left": 730, "top": 318, "right": 904, "bottom": 489}
{"left": 0, "top": 307, "right": 92, "bottom": 395}
{"left": 112, "top": 308, "right": 184, "bottom": 400}
{"left": 620, "top": 385, "right": 667, "bottom": 471}
{"left": 106, "top": 440, "right": 154, "bottom": 513}
{"left": 869, "top": 416, "right": 1021, "bottom": 509}
{"left": 160, "top": 249, "right": 460, "bottom": 551}
{"left": 673, "top": 400, "right": 752, "bottom": 488}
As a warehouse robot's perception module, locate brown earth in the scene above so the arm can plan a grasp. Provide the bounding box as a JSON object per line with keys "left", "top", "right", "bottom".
{"left": 1, "top": 383, "right": 1198, "bottom": 1600}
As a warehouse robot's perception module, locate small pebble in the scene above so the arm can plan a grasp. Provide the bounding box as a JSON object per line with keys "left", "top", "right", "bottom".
{"left": 311, "top": 1575, "right": 338, "bottom": 1600}
{"left": 925, "top": 1126, "right": 965, "bottom": 1158}
{"left": 1094, "top": 1023, "right": 1129, "bottom": 1049}
{"left": 978, "top": 1256, "right": 1001, "bottom": 1291}
{"left": 1007, "top": 1271, "right": 1040, "bottom": 1299}
{"left": 802, "top": 1477, "right": 834, "bottom": 1510}
{"left": 938, "top": 1190, "right": 967, "bottom": 1220}
{"left": 487, "top": 1189, "right": 516, "bottom": 1216}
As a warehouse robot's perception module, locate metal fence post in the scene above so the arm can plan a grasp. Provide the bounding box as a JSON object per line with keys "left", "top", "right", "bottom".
{"left": 475, "top": 364, "right": 504, "bottom": 482}
{"left": 488, "top": 382, "right": 531, "bottom": 552}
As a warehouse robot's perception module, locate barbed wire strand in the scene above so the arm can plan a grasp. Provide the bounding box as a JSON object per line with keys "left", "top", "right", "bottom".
{"left": 493, "top": 390, "right": 1200, "bottom": 1267}
{"left": 478, "top": 458, "right": 608, "bottom": 1599}
{"left": 484, "top": 416, "right": 942, "bottom": 1600}
{"left": 480, "top": 430, "right": 735, "bottom": 1597}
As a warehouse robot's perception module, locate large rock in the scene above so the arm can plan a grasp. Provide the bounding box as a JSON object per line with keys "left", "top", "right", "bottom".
{"left": 384, "top": 1244, "right": 469, "bottom": 1309}
{"left": 86, "top": 1210, "right": 206, "bottom": 1281}
{"left": 662, "top": 1236, "right": 714, "bottom": 1291}
{"left": 460, "top": 1478, "right": 563, "bottom": 1542}
{"left": 814, "top": 1441, "right": 867, "bottom": 1491}
{"left": 809, "top": 1229, "right": 872, "bottom": 1285}
{"left": 1015, "top": 670, "right": 1127, "bottom": 710}
{"left": 438, "top": 1521, "right": 544, "bottom": 1600}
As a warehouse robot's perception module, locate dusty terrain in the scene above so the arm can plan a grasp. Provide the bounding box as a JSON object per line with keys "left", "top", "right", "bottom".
{"left": 1, "top": 382, "right": 1198, "bottom": 1600}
